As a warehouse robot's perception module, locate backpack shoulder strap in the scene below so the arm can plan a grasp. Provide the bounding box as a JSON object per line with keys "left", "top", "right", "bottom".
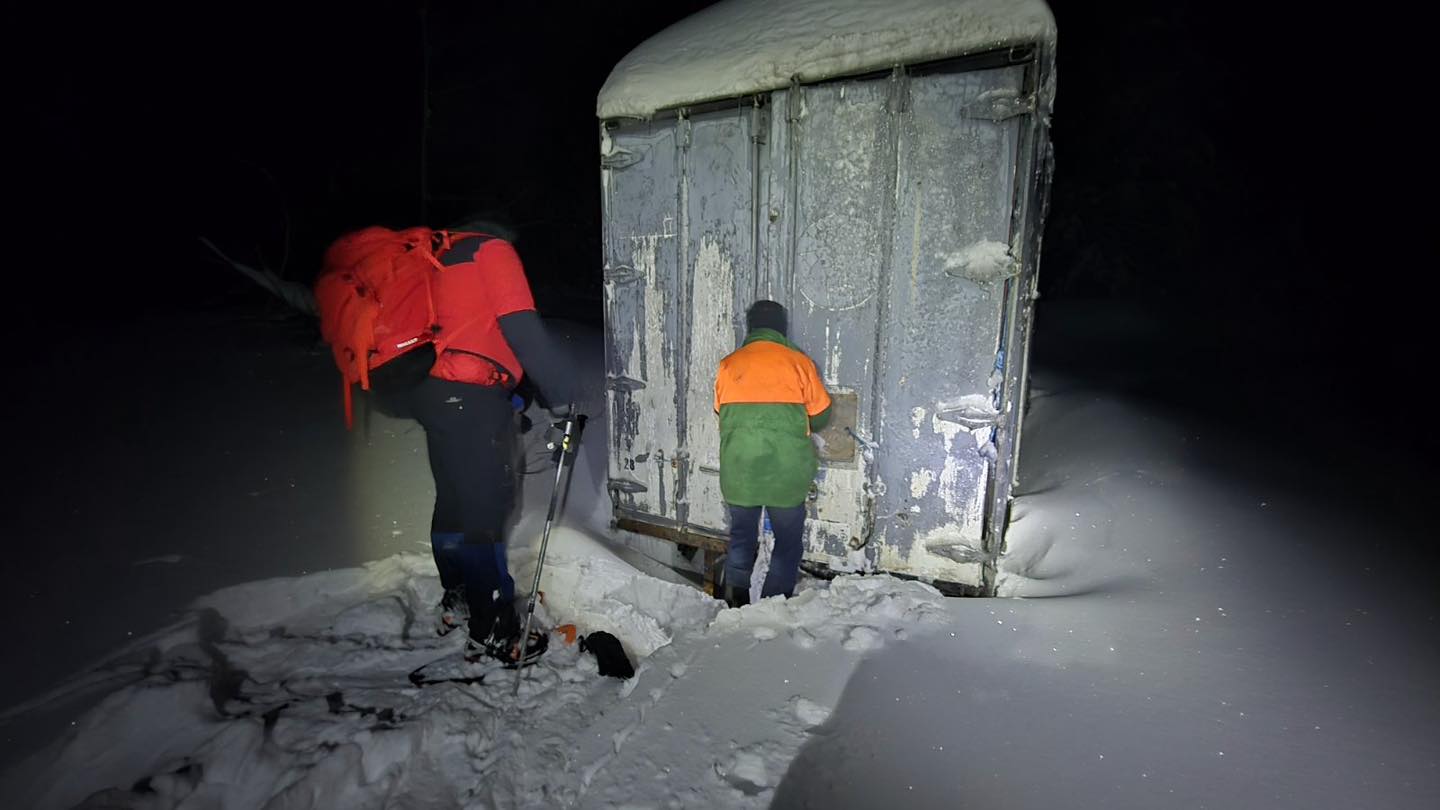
{"left": 437, "top": 231, "right": 497, "bottom": 267}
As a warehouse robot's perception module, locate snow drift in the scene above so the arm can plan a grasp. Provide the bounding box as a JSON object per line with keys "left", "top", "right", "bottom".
{"left": 598, "top": 0, "right": 1056, "bottom": 119}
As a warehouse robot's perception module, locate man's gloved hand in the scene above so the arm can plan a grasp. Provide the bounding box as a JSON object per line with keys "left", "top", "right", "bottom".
{"left": 543, "top": 406, "right": 587, "bottom": 462}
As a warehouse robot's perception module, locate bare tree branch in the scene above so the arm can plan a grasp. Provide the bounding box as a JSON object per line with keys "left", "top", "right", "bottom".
{"left": 200, "top": 236, "right": 317, "bottom": 316}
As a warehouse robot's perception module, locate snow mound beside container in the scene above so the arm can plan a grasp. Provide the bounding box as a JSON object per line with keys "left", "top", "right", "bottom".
{"left": 515, "top": 525, "right": 724, "bottom": 658}
{"left": 711, "top": 574, "right": 949, "bottom": 644}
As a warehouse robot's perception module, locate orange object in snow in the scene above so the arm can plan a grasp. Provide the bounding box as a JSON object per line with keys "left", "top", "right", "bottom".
{"left": 555, "top": 624, "right": 578, "bottom": 645}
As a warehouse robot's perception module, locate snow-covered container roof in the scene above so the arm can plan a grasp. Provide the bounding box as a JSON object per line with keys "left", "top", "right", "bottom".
{"left": 597, "top": 0, "right": 1056, "bottom": 120}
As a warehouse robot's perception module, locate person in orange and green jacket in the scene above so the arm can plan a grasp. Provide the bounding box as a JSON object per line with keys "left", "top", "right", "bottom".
{"left": 713, "top": 300, "right": 832, "bottom": 608}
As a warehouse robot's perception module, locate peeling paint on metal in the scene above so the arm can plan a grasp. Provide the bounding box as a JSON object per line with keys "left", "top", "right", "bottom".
{"left": 825, "top": 322, "right": 842, "bottom": 385}
{"left": 632, "top": 233, "right": 678, "bottom": 517}
{"left": 879, "top": 524, "right": 984, "bottom": 583}
{"left": 683, "top": 236, "right": 736, "bottom": 531}
{"left": 909, "top": 468, "right": 935, "bottom": 499}
{"left": 599, "top": 124, "right": 614, "bottom": 198}
{"left": 931, "top": 410, "right": 965, "bottom": 450}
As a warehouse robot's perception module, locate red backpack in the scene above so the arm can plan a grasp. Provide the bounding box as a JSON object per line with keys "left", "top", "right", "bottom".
{"left": 315, "top": 226, "right": 475, "bottom": 426}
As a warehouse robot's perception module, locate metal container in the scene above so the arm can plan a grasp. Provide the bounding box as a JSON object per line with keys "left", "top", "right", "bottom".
{"left": 597, "top": 0, "right": 1056, "bottom": 594}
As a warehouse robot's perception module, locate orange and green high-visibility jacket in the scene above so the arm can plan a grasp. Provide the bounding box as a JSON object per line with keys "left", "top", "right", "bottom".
{"left": 713, "top": 328, "right": 832, "bottom": 507}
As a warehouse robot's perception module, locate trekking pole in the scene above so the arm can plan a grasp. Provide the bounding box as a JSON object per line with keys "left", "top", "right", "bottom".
{"left": 515, "top": 406, "right": 586, "bottom": 696}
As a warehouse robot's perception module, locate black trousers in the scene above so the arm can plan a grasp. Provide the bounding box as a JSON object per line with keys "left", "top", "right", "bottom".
{"left": 407, "top": 377, "right": 520, "bottom": 640}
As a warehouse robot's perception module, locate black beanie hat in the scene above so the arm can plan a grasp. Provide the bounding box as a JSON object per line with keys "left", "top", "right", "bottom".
{"left": 746, "top": 300, "right": 788, "bottom": 336}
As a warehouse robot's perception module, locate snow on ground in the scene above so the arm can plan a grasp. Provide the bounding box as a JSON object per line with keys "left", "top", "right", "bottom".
{"left": 770, "top": 375, "right": 1440, "bottom": 809}
{"left": 3, "top": 301, "right": 1437, "bottom": 808}
{"left": 0, "top": 532, "right": 946, "bottom": 809}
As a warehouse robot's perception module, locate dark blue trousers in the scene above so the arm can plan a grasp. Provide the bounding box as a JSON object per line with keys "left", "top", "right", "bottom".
{"left": 409, "top": 377, "right": 519, "bottom": 639}
{"left": 725, "top": 504, "right": 806, "bottom": 599}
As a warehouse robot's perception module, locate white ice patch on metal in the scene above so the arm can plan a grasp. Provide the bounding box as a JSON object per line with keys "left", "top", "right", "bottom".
{"left": 909, "top": 468, "right": 936, "bottom": 499}
{"left": 940, "top": 239, "right": 1018, "bottom": 282}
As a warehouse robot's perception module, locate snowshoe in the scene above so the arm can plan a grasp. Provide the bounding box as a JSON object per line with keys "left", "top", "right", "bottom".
{"left": 411, "top": 605, "right": 544, "bottom": 687}
{"left": 435, "top": 587, "right": 469, "bottom": 637}
{"left": 468, "top": 598, "right": 548, "bottom": 668}
{"left": 408, "top": 652, "right": 505, "bottom": 687}
{"left": 465, "top": 628, "right": 549, "bottom": 669}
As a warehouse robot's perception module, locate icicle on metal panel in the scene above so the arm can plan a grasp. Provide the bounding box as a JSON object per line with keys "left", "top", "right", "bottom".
{"left": 783, "top": 77, "right": 895, "bottom": 569}
{"left": 679, "top": 107, "right": 755, "bottom": 535}
{"left": 601, "top": 123, "right": 683, "bottom": 521}
{"left": 871, "top": 65, "right": 1026, "bottom": 588}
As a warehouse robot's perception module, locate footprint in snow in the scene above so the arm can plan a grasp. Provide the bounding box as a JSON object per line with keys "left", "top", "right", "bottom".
{"left": 842, "top": 626, "right": 883, "bottom": 652}
{"left": 790, "top": 697, "right": 831, "bottom": 729}
{"left": 715, "top": 749, "right": 772, "bottom": 795}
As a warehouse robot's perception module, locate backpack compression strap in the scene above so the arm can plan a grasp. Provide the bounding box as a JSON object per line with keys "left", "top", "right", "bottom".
{"left": 428, "top": 232, "right": 515, "bottom": 386}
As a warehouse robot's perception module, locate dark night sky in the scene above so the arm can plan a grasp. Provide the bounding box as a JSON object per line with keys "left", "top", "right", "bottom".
{"left": 11, "top": 1, "right": 1436, "bottom": 456}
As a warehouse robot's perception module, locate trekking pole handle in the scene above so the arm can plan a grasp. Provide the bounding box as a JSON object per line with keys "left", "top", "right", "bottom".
{"left": 548, "top": 407, "right": 587, "bottom": 463}
{"left": 561, "top": 407, "right": 586, "bottom": 440}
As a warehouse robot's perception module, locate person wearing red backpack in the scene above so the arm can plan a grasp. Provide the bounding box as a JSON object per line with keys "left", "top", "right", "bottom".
{"left": 316, "top": 220, "right": 575, "bottom": 666}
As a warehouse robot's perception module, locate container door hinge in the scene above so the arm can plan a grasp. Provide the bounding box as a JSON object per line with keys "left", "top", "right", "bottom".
{"left": 608, "top": 477, "right": 649, "bottom": 494}
{"left": 962, "top": 90, "right": 1036, "bottom": 121}
{"left": 603, "top": 264, "right": 643, "bottom": 284}
{"left": 605, "top": 375, "right": 647, "bottom": 392}
{"left": 935, "top": 400, "right": 1003, "bottom": 429}
{"left": 601, "top": 149, "right": 642, "bottom": 170}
